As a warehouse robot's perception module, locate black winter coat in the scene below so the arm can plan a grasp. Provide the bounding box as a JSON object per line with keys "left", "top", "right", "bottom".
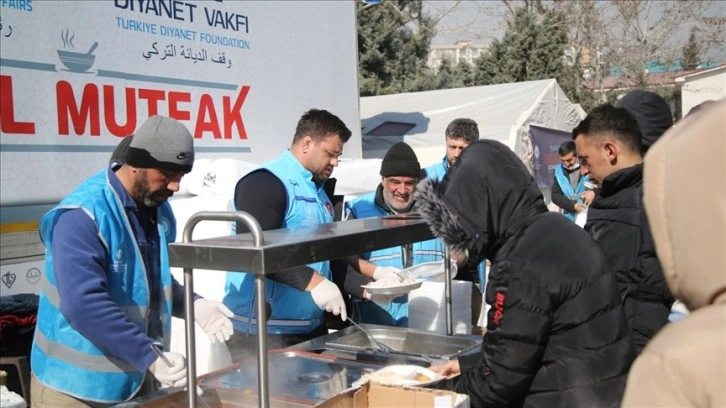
{"left": 415, "top": 140, "right": 635, "bottom": 408}
{"left": 585, "top": 164, "right": 674, "bottom": 354}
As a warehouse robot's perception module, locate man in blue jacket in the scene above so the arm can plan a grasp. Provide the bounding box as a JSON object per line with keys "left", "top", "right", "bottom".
{"left": 345, "top": 142, "right": 446, "bottom": 327}
{"left": 224, "top": 109, "right": 352, "bottom": 359}
{"left": 423, "top": 118, "right": 479, "bottom": 181}
{"left": 423, "top": 118, "right": 487, "bottom": 327}
{"left": 551, "top": 140, "right": 594, "bottom": 221}
{"left": 31, "top": 116, "right": 233, "bottom": 407}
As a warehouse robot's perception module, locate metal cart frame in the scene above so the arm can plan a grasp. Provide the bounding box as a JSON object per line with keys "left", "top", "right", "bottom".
{"left": 169, "top": 211, "right": 454, "bottom": 408}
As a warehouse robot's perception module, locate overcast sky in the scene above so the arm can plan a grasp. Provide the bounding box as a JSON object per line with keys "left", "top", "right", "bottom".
{"left": 424, "top": 1, "right": 726, "bottom": 63}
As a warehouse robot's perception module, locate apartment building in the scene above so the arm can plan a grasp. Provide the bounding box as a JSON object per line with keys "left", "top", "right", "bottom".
{"left": 428, "top": 40, "right": 488, "bottom": 70}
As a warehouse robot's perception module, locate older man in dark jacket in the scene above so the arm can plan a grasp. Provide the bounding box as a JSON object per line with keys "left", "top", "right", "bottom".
{"left": 415, "top": 140, "right": 634, "bottom": 408}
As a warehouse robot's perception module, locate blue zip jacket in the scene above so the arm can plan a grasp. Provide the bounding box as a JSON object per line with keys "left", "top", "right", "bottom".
{"left": 554, "top": 163, "right": 589, "bottom": 221}
{"left": 423, "top": 156, "right": 448, "bottom": 182}
{"left": 32, "top": 167, "right": 174, "bottom": 403}
{"left": 345, "top": 189, "right": 445, "bottom": 326}
{"left": 224, "top": 150, "right": 334, "bottom": 334}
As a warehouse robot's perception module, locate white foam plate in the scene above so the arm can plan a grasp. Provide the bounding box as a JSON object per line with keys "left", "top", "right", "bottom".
{"left": 361, "top": 281, "right": 423, "bottom": 295}
{"left": 402, "top": 260, "right": 458, "bottom": 281}
{"left": 353, "top": 364, "right": 443, "bottom": 387}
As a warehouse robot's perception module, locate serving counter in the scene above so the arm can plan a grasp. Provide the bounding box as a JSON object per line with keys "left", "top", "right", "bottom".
{"left": 167, "top": 211, "right": 457, "bottom": 408}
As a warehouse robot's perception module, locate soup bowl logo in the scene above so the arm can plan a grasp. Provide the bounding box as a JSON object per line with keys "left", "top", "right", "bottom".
{"left": 57, "top": 28, "right": 98, "bottom": 73}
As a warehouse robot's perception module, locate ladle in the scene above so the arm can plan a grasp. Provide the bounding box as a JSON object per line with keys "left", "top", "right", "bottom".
{"left": 347, "top": 318, "right": 394, "bottom": 353}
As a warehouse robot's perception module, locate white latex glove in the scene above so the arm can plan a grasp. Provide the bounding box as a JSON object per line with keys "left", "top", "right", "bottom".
{"left": 148, "top": 351, "right": 187, "bottom": 387}
{"left": 194, "top": 299, "right": 234, "bottom": 344}
{"left": 449, "top": 247, "right": 469, "bottom": 268}
{"left": 373, "top": 265, "right": 402, "bottom": 281}
{"left": 310, "top": 279, "right": 347, "bottom": 321}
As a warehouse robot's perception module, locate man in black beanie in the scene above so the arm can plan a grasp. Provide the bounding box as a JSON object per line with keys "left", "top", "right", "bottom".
{"left": 343, "top": 142, "right": 449, "bottom": 326}
{"left": 31, "top": 115, "right": 233, "bottom": 406}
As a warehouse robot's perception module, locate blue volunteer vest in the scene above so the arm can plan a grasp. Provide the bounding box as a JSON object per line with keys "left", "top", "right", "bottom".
{"left": 345, "top": 192, "right": 445, "bottom": 326}
{"left": 32, "top": 167, "right": 174, "bottom": 403}
{"left": 554, "top": 163, "right": 589, "bottom": 221}
{"left": 224, "top": 150, "right": 334, "bottom": 335}
{"left": 424, "top": 156, "right": 448, "bottom": 182}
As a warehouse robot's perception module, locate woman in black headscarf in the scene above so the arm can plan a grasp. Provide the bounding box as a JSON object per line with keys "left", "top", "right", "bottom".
{"left": 415, "top": 140, "right": 634, "bottom": 408}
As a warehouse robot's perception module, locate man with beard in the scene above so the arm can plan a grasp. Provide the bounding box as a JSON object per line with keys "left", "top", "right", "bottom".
{"left": 415, "top": 140, "right": 634, "bottom": 407}
{"left": 344, "top": 142, "right": 446, "bottom": 326}
{"left": 223, "top": 109, "right": 352, "bottom": 358}
{"left": 31, "top": 116, "right": 233, "bottom": 407}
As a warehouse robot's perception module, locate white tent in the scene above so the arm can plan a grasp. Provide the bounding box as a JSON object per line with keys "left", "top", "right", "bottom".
{"left": 361, "top": 79, "right": 585, "bottom": 173}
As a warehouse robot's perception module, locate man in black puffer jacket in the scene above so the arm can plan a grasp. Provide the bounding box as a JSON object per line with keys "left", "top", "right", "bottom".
{"left": 573, "top": 104, "right": 674, "bottom": 355}
{"left": 415, "top": 140, "right": 634, "bottom": 408}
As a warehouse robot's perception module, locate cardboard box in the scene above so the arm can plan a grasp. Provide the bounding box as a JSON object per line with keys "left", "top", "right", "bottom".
{"left": 316, "top": 383, "right": 469, "bottom": 408}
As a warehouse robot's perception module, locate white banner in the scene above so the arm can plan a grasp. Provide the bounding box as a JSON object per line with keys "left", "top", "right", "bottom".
{"left": 0, "top": 0, "right": 361, "bottom": 208}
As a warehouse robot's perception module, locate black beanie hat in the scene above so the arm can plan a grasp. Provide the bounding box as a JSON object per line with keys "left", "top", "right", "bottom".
{"left": 380, "top": 142, "right": 420, "bottom": 178}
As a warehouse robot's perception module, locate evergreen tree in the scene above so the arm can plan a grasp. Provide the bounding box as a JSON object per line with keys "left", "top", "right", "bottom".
{"left": 473, "top": 7, "right": 578, "bottom": 100}
{"left": 682, "top": 28, "right": 701, "bottom": 70}
{"left": 435, "top": 57, "right": 461, "bottom": 89}
{"left": 454, "top": 60, "right": 475, "bottom": 87}
{"left": 474, "top": 39, "right": 508, "bottom": 85}
{"left": 357, "top": 0, "right": 435, "bottom": 96}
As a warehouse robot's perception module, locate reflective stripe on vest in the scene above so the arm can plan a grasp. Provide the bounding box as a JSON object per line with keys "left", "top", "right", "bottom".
{"left": 32, "top": 167, "right": 174, "bottom": 402}
{"left": 224, "top": 151, "right": 332, "bottom": 335}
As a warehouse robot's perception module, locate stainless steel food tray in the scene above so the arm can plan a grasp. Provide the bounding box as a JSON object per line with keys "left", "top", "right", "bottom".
{"left": 325, "top": 325, "right": 480, "bottom": 360}
{"left": 326, "top": 327, "right": 479, "bottom": 360}
{"left": 292, "top": 324, "right": 483, "bottom": 365}
{"left": 198, "top": 350, "right": 382, "bottom": 406}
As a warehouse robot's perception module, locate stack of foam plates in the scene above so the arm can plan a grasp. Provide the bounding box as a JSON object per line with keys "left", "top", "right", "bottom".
{"left": 408, "top": 280, "right": 472, "bottom": 334}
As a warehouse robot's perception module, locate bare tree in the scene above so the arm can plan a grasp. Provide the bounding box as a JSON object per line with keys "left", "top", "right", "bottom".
{"left": 546, "top": 1, "right": 613, "bottom": 104}
{"left": 424, "top": 1, "right": 508, "bottom": 43}
{"left": 501, "top": 0, "right": 548, "bottom": 16}
{"left": 547, "top": 0, "right": 724, "bottom": 104}
{"left": 605, "top": 0, "right": 725, "bottom": 86}
{"left": 423, "top": 0, "right": 724, "bottom": 107}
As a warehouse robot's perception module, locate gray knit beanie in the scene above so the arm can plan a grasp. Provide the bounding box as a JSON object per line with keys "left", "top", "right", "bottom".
{"left": 380, "top": 142, "right": 420, "bottom": 178}
{"left": 125, "top": 116, "right": 194, "bottom": 172}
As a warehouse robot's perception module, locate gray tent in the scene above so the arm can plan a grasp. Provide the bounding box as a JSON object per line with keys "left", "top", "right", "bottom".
{"left": 361, "top": 79, "right": 585, "bottom": 174}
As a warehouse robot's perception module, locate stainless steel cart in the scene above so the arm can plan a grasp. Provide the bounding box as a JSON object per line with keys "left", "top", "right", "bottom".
{"left": 168, "top": 211, "right": 455, "bottom": 408}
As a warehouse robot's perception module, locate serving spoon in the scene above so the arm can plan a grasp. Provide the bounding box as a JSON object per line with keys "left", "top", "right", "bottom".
{"left": 347, "top": 318, "right": 395, "bottom": 353}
